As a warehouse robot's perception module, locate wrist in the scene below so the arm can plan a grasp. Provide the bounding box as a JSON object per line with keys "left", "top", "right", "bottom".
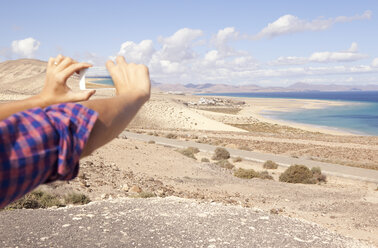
{"left": 33, "top": 94, "right": 54, "bottom": 108}
{"left": 119, "top": 89, "right": 150, "bottom": 103}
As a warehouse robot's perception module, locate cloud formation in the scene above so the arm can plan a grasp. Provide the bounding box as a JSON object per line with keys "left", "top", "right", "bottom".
{"left": 309, "top": 42, "right": 368, "bottom": 63}
{"left": 11, "top": 37, "right": 40, "bottom": 58}
{"left": 254, "top": 10, "right": 372, "bottom": 39}
{"left": 113, "top": 28, "right": 377, "bottom": 86}
{"left": 372, "top": 58, "right": 378, "bottom": 67}
{"left": 271, "top": 43, "right": 367, "bottom": 65}
{"left": 118, "top": 40, "right": 155, "bottom": 64}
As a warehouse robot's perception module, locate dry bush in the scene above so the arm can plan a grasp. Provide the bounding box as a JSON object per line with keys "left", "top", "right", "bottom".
{"left": 263, "top": 160, "right": 278, "bottom": 169}
{"left": 279, "top": 165, "right": 316, "bottom": 184}
{"left": 139, "top": 192, "right": 156, "bottom": 198}
{"left": 187, "top": 147, "right": 200, "bottom": 154}
{"left": 233, "top": 157, "right": 242, "bottom": 163}
{"left": 234, "top": 168, "right": 260, "bottom": 179}
{"left": 176, "top": 148, "right": 197, "bottom": 160}
{"left": 5, "top": 190, "right": 90, "bottom": 209}
{"left": 64, "top": 193, "right": 91, "bottom": 205}
{"left": 201, "top": 158, "right": 210, "bottom": 163}
{"left": 234, "top": 168, "right": 273, "bottom": 180}
{"left": 311, "top": 166, "right": 321, "bottom": 174}
{"left": 216, "top": 159, "right": 234, "bottom": 169}
{"left": 148, "top": 140, "right": 156, "bottom": 144}
{"left": 311, "top": 167, "right": 327, "bottom": 183}
{"left": 165, "top": 133, "right": 177, "bottom": 139}
{"left": 5, "top": 190, "right": 64, "bottom": 209}
{"left": 258, "top": 171, "right": 274, "bottom": 180}
{"left": 212, "top": 147, "right": 230, "bottom": 160}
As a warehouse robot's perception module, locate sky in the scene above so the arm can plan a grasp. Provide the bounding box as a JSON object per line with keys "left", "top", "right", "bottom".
{"left": 1, "top": 0, "right": 378, "bottom": 87}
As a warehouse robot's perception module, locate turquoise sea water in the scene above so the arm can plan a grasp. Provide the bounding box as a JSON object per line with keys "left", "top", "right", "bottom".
{"left": 199, "top": 91, "right": 378, "bottom": 136}
{"left": 87, "top": 77, "right": 114, "bottom": 86}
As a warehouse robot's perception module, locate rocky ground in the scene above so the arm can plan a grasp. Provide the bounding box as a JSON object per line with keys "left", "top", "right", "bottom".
{"left": 35, "top": 137, "right": 378, "bottom": 246}
{"left": 1, "top": 197, "right": 373, "bottom": 248}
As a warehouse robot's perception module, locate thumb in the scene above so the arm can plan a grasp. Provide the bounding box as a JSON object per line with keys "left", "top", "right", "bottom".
{"left": 69, "top": 90, "right": 96, "bottom": 102}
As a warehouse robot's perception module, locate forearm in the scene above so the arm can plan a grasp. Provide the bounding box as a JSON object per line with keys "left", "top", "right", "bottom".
{"left": 0, "top": 95, "right": 48, "bottom": 121}
{"left": 81, "top": 92, "right": 148, "bottom": 157}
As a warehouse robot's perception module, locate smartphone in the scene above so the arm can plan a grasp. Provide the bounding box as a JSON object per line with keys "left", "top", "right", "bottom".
{"left": 79, "top": 67, "right": 115, "bottom": 90}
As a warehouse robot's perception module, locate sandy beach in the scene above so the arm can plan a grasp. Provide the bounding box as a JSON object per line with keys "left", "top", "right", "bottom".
{"left": 1, "top": 59, "right": 377, "bottom": 246}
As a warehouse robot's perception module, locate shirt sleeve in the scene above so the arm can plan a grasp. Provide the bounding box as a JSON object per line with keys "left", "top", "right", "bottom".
{"left": 0, "top": 103, "right": 98, "bottom": 208}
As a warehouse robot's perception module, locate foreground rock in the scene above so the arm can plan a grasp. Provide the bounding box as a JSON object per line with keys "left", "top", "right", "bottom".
{"left": 0, "top": 197, "right": 371, "bottom": 248}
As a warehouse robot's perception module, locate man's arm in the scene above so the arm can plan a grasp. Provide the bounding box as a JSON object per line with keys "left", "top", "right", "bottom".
{"left": 81, "top": 56, "right": 151, "bottom": 156}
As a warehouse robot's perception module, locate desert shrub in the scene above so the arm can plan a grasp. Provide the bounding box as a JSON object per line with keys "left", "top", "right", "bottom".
{"left": 64, "top": 193, "right": 91, "bottom": 205}
{"left": 234, "top": 169, "right": 273, "bottom": 180}
{"left": 216, "top": 159, "right": 234, "bottom": 169}
{"left": 212, "top": 147, "right": 230, "bottom": 160}
{"left": 258, "top": 171, "right": 274, "bottom": 180}
{"left": 233, "top": 157, "right": 242, "bottom": 163}
{"left": 311, "top": 167, "right": 327, "bottom": 182}
{"left": 165, "top": 133, "right": 177, "bottom": 139}
{"left": 263, "top": 160, "right": 278, "bottom": 169}
{"left": 6, "top": 190, "right": 64, "bottom": 209}
{"left": 139, "top": 192, "right": 156, "bottom": 198}
{"left": 234, "top": 168, "right": 260, "bottom": 179}
{"left": 201, "top": 158, "right": 210, "bottom": 163}
{"left": 187, "top": 147, "right": 200, "bottom": 154}
{"left": 176, "top": 148, "right": 197, "bottom": 160}
{"left": 148, "top": 140, "right": 156, "bottom": 144}
{"left": 279, "top": 165, "right": 316, "bottom": 184}
{"left": 311, "top": 166, "right": 321, "bottom": 174}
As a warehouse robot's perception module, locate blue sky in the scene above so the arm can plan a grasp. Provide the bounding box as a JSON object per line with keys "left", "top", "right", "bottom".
{"left": 1, "top": 0, "right": 378, "bottom": 86}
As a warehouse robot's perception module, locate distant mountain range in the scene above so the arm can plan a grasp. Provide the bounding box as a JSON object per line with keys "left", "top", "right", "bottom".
{"left": 152, "top": 81, "right": 378, "bottom": 93}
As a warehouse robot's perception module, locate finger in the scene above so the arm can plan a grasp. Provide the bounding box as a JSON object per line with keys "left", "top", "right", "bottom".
{"left": 61, "top": 62, "right": 92, "bottom": 81}
{"left": 54, "top": 54, "right": 64, "bottom": 66}
{"left": 48, "top": 57, "right": 55, "bottom": 67}
{"left": 56, "top": 57, "right": 74, "bottom": 71}
{"left": 106, "top": 60, "right": 116, "bottom": 73}
{"left": 116, "top": 56, "right": 126, "bottom": 65}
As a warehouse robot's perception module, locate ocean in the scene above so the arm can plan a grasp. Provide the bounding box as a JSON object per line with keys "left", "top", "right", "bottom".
{"left": 199, "top": 91, "right": 378, "bottom": 136}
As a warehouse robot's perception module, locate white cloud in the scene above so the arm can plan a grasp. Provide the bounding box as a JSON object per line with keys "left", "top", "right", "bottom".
{"left": 156, "top": 28, "right": 203, "bottom": 62}
{"left": 271, "top": 43, "right": 367, "bottom": 65}
{"left": 11, "top": 37, "right": 40, "bottom": 58}
{"left": 118, "top": 40, "right": 155, "bottom": 64}
{"left": 254, "top": 10, "right": 372, "bottom": 39}
{"left": 270, "top": 56, "right": 308, "bottom": 65}
{"left": 372, "top": 58, "right": 378, "bottom": 67}
{"left": 211, "top": 27, "right": 240, "bottom": 54}
{"left": 348, "top": 42, "right": 358, "bottom": 53}
{"left": 309, "top": 42, "right": 367, "bottom": 63}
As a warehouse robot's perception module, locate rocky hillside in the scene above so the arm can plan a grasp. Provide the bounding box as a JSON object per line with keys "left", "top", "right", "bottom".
{"left": 0, "top": 59, "right": 47, "bottom": 94}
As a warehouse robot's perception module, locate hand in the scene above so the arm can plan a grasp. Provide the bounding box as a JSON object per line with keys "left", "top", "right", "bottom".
{"left": 106, "top": 56, "right": 151, "bottom": 101}
{"left": 38, "top": 54, "right": 96, "bottom": 106}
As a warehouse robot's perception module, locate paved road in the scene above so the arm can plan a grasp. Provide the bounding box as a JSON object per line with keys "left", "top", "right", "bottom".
{"left": 0, "top": 197, "right": 372, "bottom": 248}
{"left": 123, "top": 131, "right": 378, "bottom": 183}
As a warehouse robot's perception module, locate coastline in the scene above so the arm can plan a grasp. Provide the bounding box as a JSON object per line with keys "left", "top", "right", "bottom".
{"left": 205, "top": 95, "right": 359, "bottom": 136}
{"left": 85, "top": 80, "right": 115, "bottom": 89}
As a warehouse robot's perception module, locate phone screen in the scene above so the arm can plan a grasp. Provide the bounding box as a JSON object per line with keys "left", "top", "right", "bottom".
{"left": 79, "top": 67, "right": 115, "bottom": 90}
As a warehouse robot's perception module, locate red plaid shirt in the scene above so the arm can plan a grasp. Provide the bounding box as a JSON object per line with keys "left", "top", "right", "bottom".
{"left": 0, "top": 103, "right": 98, "bottom": 208}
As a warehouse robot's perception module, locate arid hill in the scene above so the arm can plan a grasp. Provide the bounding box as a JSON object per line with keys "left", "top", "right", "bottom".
{"left": 0, "top": 59, "right": 47, "bottom": 95}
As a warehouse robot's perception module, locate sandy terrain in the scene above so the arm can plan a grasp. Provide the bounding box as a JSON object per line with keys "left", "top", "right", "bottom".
{"left": 1, "top": 59, "right": 377, "bottom": 246}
